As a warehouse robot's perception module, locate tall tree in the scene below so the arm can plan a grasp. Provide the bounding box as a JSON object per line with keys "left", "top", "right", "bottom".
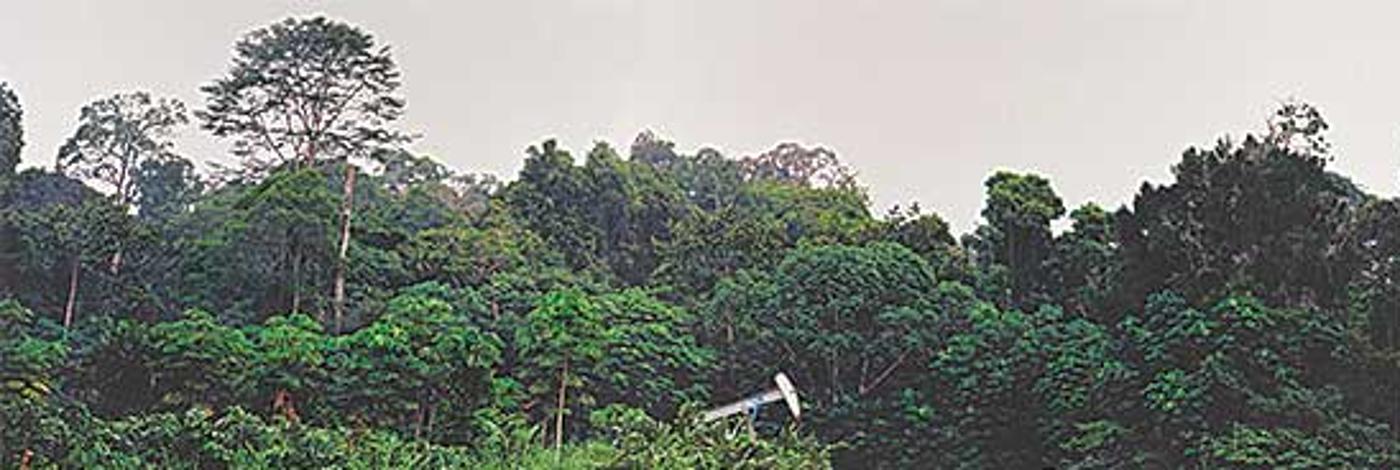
{"left": 56, "top": 92, "right": 188, "bottom": 209}
{"left": 0, "top": 82, "right": 24, "bottom": 294}
{"left": 1115, "top": 102, "right": 1360, "bottom": 309}
{"left": 2, "top": 169, "right": 124, "bottom": 326}
{"left": 630, "top": 133, "right": 743, "bottom": 212}
{"left": 198, "top": 16, "right": 411, "bottom": 330}
{"left": 581, "top": 143, "right": 693, "bottom": 284}
{"left": 503, "top": 140, "right": 694, "bottom": 284}
{"left": 10, "top": 196, "right": 128, "bottom": 327}
{"left": 502, "top": 141, "right": 597, "bottom": 272}
{"left": 1050, "top": 203, "right": 1120, "bottom": 320}
{"left": 0, "top": 81, "right": 21, "bottom": 178}
{"left": 629, "top": 130, "right": 680, "bottom": 170}
{"left": 515, "top": 290, "right": 611, "bottom": 451}
{"left": 55, "top": 91, "right": 188, "bottom": 274}
{"left": 967, "top": 171, "right": 1065, "bottom": 308}
{"left": 238, "top": 169, "right": 338, "bottom": 319}
{"left": 740, "top": 142, "right": 856, "bottom": 189}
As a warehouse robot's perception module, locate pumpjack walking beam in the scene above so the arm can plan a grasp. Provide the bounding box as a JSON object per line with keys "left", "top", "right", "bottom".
{"left": 701, "top": 372, "right": 801, "bottom": 422}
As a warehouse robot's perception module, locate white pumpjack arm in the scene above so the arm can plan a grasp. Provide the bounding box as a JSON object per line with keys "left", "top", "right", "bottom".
{"left": 701, "top": 372, "right": 801, "bottom": 422}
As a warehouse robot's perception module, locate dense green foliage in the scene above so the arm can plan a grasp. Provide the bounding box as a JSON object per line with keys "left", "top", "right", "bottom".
{"left": 2, "top": 16, "right": 1399, "bottom": 469}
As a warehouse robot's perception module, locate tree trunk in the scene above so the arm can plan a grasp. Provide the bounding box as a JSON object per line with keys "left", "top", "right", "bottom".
{"left": 413, "top": 400, "right": 425, "bottom": 441}
{"left": 425, "top": 399, "right": 435, "bottom": 438}
{"left": 109, "top": 250, "right": 123, "bottom": 276}
{"left": 555, "top": 359, "right": 568, "bottom": 452}
{"left": 63, "top": 256, "right": 80, "bottom": 328}
{"left": 110, "top": 156, "right": 131, "bottom": 276}
{"left": 332, "top": 165, "right": 356, "bottom": 333}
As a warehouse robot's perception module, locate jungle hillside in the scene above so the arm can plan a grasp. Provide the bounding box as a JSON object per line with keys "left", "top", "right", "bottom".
{"left": 2, "top": 15, "right": 1400, "bottom": 469}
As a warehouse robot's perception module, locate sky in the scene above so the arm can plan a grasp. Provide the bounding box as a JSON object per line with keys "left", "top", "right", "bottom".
{"left": 2, "top": 0, "right": 1398, "bottom": 233}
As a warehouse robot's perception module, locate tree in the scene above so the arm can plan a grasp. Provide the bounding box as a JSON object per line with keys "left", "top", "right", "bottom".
{"left": 1110, "top": 293, "right": 1397, "bottom": 467}
{"left": 133, "top": 156, "right": 204, "bottom": 224}
{"left": 145, "top": 309, "right": 255, "bottom": 410}
{"left": 329, "top": 284, "right": 501, "bottom": 442}
{"left": 0, "top": 81, "right": 21, "bottom": 177}
{"left": 55, "top": 91, "right": 189, "bottom": 275}
{"left": 873, "top": 203, "right": 967, "bottom": 282}
{"left": 501, "top": 140, "right": 600, "bottom": 275}
{"left": 401, "top": 211, "right": 558, "bottom": 289}
{"left": 56, "top": 91, "right": 188, "bottom": 210}
{"left": 1116, "top": 104, "right": 1360, "bottom": 309}
{"left": 13, "top": 91, "right": 1400, "bottom": 468}
{"left": 503, "top": 140, "right": 694, "bottom": 285}
{"left": 590, "top": 290, "right": 711, "bottom": 419}
{"left": 250, "top": 313, "right": 327, "bottom": 423}
{"left": 1336, "top": 198, "right": 1400, "bottom": 435}
{"left": 736, "top": 180, "right": 872, "bottom": 247}
{"left": 373, "top": 149, "right": 499, "bottom": 217}
{"left": 740, "top": 142, "right": 856, "bottom": 189}
{"left": 629, "top": 130, "right": 680, "bottom": 170}
{"left": 581, "top": 143, "right": 693, "bottom": 284}
{"left": 1050, "top": 203, "right": 1120, "bottom": 320}
{"left": 0, "top": 300, "right": 66, "bottom": 403}
{"left": 0, "top": 82, "right": 24, "bottom": 293}
{"left": 659, "top": 171, "right": 873, "bottom": 302}
{"left": 237, "top": 169, "right": 338, "bottom": 318}
{"left": 65, "top": 317, "right": 159, "bottom": 417}
{"left": 170, "top": 168, "right": 338, "bottom": 322}
{"left": 1338, "top": 198, "right": 1400, "bottom": 352}
{"left": 645, "top": 142, "right": 745, "bottom": 212}
{"left": 8, "top": 188, "right": 129, "bottom": 327}
{"left": 515, "top": 290, "right": 612, "bottom": 451}
{"left": 1028, "top": 305, "right": 1134, "bottom": 467}
{"left": 966, "top": 171, "right": 1065, "bottom": 308}
{"left": 913, "top": 302, "right": 1047, "bottom": 468}
{"left": 656, "top": 206, "right": 786, "bottom": 301}
{"left": 199, "top": 15, "right": 412, "bottom": 331}
{"left": 746, "top": 243, "right": 941, "bottom": 458}
{"left": 198, "top": 16, "right": 408, "bottom": 170}
{"left": 0, "top": 170, "right": 94, "bottom": 309}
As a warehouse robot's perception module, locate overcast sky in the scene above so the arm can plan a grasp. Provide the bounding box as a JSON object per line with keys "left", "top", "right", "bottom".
{"left": 2, "top": 1, "right": 1398, "bottom": 232}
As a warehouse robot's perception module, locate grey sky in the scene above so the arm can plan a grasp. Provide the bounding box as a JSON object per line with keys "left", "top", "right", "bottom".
{"left": 2, "top": 0, "right": 1397, "bottom": 232}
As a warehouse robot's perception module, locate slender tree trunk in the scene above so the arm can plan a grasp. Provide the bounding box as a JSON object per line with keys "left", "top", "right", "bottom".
{"left": 332, "top": 165, "right": 356, "bottom": 333}
{"left": 555, "top": 359, "right": 568, "bottom": 452}
{"left": 63, "top": 256, "right": 80, "bottom": 328}
{"left": 422, "top": 388, "right": 434, "bottom": 436}
{"left": 413, "top": 401, "right": 425, "bottom": 441}
{"left": 110, "top": 158, "right": 130, "bottom": 275}
{"left": 109, "top": 250, "right": 123, "bottom": 276}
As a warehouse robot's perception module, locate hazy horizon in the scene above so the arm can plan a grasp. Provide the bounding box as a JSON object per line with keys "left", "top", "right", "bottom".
{"left": 3, "top": 0, "right": 1398, "bottom": 232}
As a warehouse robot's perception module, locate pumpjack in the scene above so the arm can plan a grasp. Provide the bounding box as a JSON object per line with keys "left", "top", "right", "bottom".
{"left": 701, "top": 372, "right": 801, "bottom": 423}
